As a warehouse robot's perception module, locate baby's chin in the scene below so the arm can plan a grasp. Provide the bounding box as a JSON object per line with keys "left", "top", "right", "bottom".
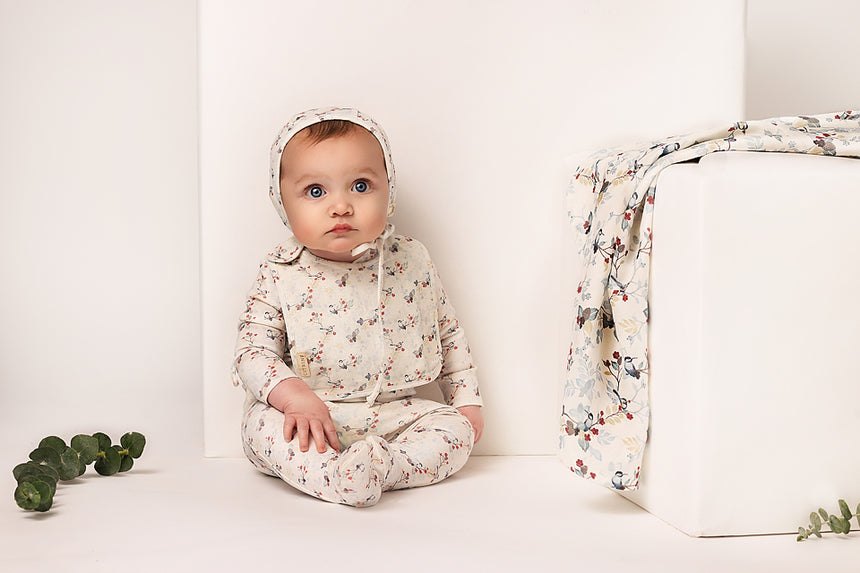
{"left": 307, "top": 245, "right": 364, "bottom": 262}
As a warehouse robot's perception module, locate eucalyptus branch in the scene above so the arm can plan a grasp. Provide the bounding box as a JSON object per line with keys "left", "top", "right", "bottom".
{"left": 796, "top": 500, "right": 859, "bottom": 541}
{"left": 13, "top": 431, "right": 146, "bottom": 512}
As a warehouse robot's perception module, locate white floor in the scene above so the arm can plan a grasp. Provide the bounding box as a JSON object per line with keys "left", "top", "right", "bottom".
{"left": 2, "top": 455, "right": 855, "bottom": 572}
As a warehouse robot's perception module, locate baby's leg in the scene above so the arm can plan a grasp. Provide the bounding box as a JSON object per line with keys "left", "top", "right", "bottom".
{"left": 241, "top": 400, "right": 385, "bottom": 507}
{"left": 374, "top": 398, "right": 475, "bottom": 491}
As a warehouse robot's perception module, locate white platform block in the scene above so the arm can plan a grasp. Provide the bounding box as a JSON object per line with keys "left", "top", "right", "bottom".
{"left": 621, "top": 151, "right": 860, "bottom": 536}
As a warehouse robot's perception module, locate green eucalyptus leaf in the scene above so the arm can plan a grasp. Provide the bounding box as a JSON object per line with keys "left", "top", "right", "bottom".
{"left": 120, "top": 432, "right": 146, "bottom": 459}
{"left": 31, "top": 480, "right": 53, "bottom": 512}
{"left": 810, "top": 512, "right": 821, "bottom": 529}
{"left": 39, "top": 473, "right": 57, "bottom": 496}
{"left": 94, "top": 446, "right": 121, "bottom": 476}
{"left": 34, "top": 462, "right": 59, "bottom": 483}
{"left": 13, "top": 462, "right": 38, "bottom": 482}
{"left": 15, "top": 463, "right": 59, "bottom": 498}
{"left": 118, "top": 454, "right": 134, "bottom": 473}
{"left": 92, "top": 432, "right": 112, "bottom": 452}
{"left": 70, "top": 434, "right": 99, "bottom": 464}
{"left": 14, "top": 481, "right": 40, "bottom": 510}
{"left": 29, "top": 447, "right": 61, "bottom": 469}
{"left": 819, "top": 508, "right": 829, "bottom": 521}
{"left": 57, "top": 447, "right": 81, "bottom": 481}
{"left": 828, "top": 515, "right": 842, "bottom": 534}
{"left": 813, "top": 528, "right": 822, "bottom": 538}
{"left": 838, "top": 499, "right": 852, "bottom": 520}
{"left": 38, "top": 436, "right": 67, "bottom": 453}
{"left": 16, "top": 461, "right": 60, "bottom": 483}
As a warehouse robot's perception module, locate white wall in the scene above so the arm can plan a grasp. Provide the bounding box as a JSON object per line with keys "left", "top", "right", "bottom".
{"left": 0, "top": 1, "right": 200, "bottom": 465}
{"left": 745, "top": 0, "right": 860, "bottom": 119}
{"left": 7, "top": 1, "right": 852, "bottom": 466}
{"left": 200, "top": 0, "right": 745, "bottom": 456}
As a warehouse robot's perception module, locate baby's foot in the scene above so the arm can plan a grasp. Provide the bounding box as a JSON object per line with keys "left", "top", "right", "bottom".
{"left": 333, "top": 440, "right": 382, "bottom": 507}
{"left": 366, "top": 436, "right": 404, "bottom": 491}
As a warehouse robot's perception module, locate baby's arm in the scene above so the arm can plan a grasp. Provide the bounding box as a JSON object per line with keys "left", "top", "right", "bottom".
{"left": 233, "top": 263, "right": 339, "bottom": 452}
{"left": 429, "top": 262, "right": 484, "bottom": 442}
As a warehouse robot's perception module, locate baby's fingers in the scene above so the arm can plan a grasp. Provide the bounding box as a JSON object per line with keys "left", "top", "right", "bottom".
{"left": 296, "top": 418, "right": 311, "bottom": 452}
{"left": 283, "top": 415, "right": 297, "bottom": 442}
{"left": 309, "top": 420, "right": 329, "bottom": 454}
{"left": 323, "top": 420, "right": 340, "bottom": 452}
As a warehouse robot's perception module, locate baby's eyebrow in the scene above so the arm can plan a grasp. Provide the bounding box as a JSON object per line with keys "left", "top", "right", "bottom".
{"left": 354, "top": 167, "right": 385, "bottom": 179}
{"left": 286, "top": 167, "right": 384, "bottom": 187}
{"left": 289, "top": 173, "right": 325, "bottom": 187}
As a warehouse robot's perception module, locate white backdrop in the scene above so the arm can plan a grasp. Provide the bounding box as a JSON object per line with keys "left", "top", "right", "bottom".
{"left": 5, "top": 1, "right": 853, "bottom": 467}
{"left": 0, "top": 0, "right": 199, "bottom": 464}
{"left": 745, "top": 0, "right": 860, "bottom": 119}
{"left": 200, "top": 0, "right": 744, "bottom": 456}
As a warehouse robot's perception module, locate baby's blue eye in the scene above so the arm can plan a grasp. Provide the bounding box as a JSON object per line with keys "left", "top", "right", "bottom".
{"left": 353, "top": 180, "right": 369, "bottom": 193}
{"left": 307, "top": 186, "right": 325, "bottom": 198}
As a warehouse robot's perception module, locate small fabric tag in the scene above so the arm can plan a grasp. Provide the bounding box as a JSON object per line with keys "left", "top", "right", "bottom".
{"left": 295, "top": 352, "right": 312, "bottom": 378}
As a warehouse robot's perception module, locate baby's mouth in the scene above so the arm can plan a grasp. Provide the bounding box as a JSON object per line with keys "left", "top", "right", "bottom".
{"left": 329, "top": 224, "right": 355, "bottom": 234}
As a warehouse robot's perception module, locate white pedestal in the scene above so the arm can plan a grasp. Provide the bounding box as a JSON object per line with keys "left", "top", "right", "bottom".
{"left": 620, "top": 151, "right": 860, "bottom": 536}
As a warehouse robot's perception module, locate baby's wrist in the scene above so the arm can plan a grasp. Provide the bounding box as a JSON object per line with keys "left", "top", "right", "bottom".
{"left": 267, "top": 377, "right": 309, "bottom": 410}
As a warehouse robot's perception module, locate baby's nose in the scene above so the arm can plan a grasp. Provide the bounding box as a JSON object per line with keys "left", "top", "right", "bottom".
{"left": 329, "top": 193, "right": 353, "bottom": 216}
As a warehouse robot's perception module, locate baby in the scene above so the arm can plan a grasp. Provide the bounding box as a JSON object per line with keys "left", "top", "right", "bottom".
{"left": 232, "top": 107, "right": 484, "bottom": 506}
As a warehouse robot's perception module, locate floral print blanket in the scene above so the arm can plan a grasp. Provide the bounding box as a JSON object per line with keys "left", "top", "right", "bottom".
{"left": 560, "top": 111, "right": 860, "bottom": 490}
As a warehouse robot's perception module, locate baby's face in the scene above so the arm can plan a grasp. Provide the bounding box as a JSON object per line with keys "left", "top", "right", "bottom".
{"left": 279, "top": 127, "right": 389, "bottom": 262}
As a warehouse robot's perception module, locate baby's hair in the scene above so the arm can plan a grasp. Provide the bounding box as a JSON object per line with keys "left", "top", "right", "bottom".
{"left": 281, "top": 120, "right": 379, "bottom": 182}
{"left": 299, "top": 119, "right": 369, "bottom": 144}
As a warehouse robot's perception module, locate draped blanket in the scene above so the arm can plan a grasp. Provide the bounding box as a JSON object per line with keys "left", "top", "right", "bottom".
{"left": 560, "top": 111, "right": 860, "bottom": 491}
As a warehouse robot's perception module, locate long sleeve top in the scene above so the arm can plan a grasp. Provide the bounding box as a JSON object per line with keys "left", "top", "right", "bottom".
{"left": 233, "top": 234, "right": 482, "bottom": 409}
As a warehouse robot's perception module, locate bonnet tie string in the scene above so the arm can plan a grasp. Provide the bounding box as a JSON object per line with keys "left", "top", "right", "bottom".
{"left": 352, "top": 224, "right": 394, "bottom": 406}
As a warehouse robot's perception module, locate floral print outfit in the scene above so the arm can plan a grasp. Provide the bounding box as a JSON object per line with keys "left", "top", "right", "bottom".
{"left": 233, "top": 108, "right": 482, "bottom": 506}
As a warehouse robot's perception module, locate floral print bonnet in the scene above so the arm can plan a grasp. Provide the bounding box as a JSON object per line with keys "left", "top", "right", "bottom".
{"left": 269, "top": 106, "right": 397, "bottom": 233}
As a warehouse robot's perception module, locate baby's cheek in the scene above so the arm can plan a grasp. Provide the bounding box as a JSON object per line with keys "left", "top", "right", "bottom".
{"left": 370, "top": 216, "right": 387, "bottom": 237}
{"left": 287, "top": 212, "right": 318, "bottom": 241}
{"left": 369, "top": 197, "right": 390, "bottom": 232}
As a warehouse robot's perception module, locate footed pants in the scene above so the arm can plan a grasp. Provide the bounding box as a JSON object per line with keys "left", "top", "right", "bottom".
{"left": 242, "top": 396, "right": 475, "bottom": 507}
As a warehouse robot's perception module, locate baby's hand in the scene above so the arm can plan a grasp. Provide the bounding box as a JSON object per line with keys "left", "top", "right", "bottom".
{"left": 267, "top": 378, "right": 340, "bottom": 453}
{"left": 456, "top": 405, "right": 484, "bottom": 444}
